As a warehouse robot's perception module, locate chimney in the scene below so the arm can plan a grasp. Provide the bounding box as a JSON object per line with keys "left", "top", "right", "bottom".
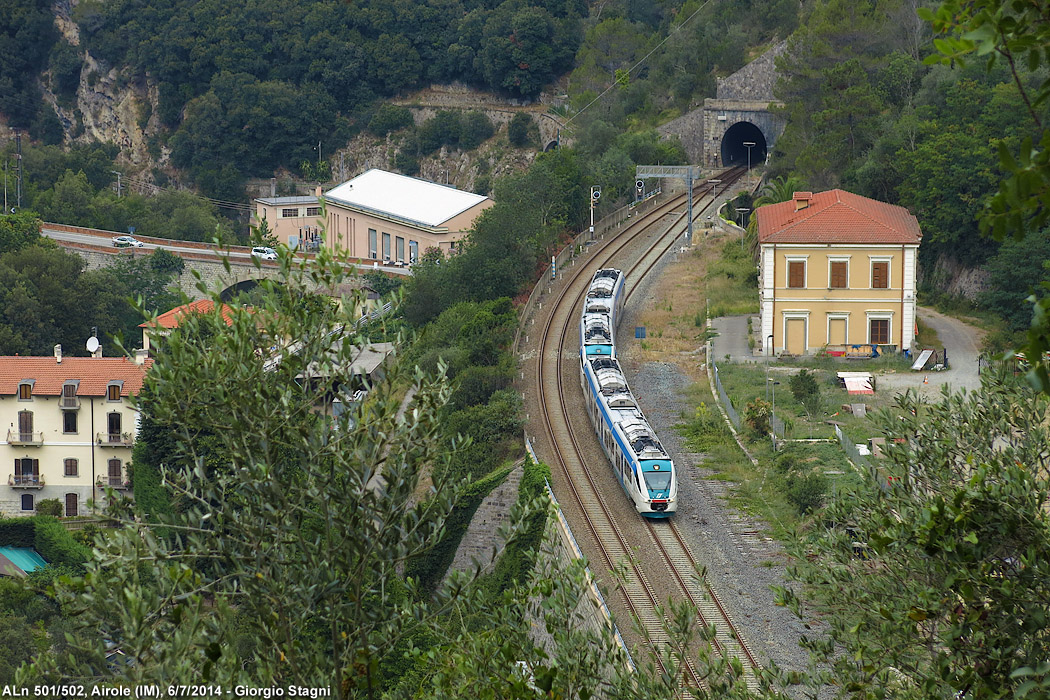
{"left": 793, "top": 191, "right": 813, "bottom": 211}
{"left": 92, "top": 346, "right": 102, "bottom": 359}
{"left": 54, "top": 344, "right": 62, "bottom": 364}
{"left": 314, "top": 185, "right": 322, "bottom": 198}
{"left": 134, "top": 348, "right": 148, "bottom": 365}
{"left": 270, "top": 177, "right": 276, "bottom": 197}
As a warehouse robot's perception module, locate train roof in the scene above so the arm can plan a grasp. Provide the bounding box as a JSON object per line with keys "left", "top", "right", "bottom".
{"left": 587, "top": 277, "right": 618, "bottom": 298}
{"left": 582, "top": 314, "right": 613, "bottom": 344}
{"left": 593, "top": 268, "right": 622, "bottom": 280}
{"left": 587, "top": 357, "right": 669, "bottom": 460}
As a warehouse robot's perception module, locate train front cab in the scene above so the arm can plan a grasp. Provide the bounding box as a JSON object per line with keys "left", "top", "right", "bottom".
{"left": 639, "top": 459, "right": 675, "bottom": 518}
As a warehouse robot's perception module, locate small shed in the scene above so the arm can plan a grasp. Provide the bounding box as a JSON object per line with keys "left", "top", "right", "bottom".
{"left": 838, "top": 371, "right": 875, "bottom": 395}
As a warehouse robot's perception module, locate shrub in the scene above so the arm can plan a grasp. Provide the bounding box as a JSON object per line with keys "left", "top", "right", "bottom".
{"left": 508, "top": 113, "right": 533, "bottom": 147}
{"left": 0, "top": 519, "right": 34, "bottom": 547}
{"left": 368, "top": 104, "right": 414, "bottom": 136}
{"left": 460, "top": 111, "right": 494, "bottom": 150}
{"left": 35, "top": 499, "right": 62, "bottom": 518}
{"left": 744, "top": 398, "right": 772, "bottom": 436}
{"left": 789, "top": 369, "right": 823, "bottom": 417}
{"left": 785, "top": 471, "right": 828, "bottom": 514}
{"left": 33, "top": 517, "right": 90, "bottom": 568}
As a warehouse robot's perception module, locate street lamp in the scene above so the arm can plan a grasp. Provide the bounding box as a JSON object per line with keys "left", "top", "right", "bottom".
{"left": 736, "top": 207, "right": 750, "bottom": 249}
{"left": 768, "top": 378, "right": 780, "bottom": 449}
{"left": 743, "top": 141, "right": 756, "bottom": 190}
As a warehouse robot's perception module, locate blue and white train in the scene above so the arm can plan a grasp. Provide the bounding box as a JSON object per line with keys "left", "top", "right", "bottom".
{"left": 579, "top": 269, "right": 677, "bottom": 518}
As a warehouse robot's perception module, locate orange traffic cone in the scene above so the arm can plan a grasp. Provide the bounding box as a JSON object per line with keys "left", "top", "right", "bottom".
{"left": 923, "top": 375, "right": 928, "bottom": 384}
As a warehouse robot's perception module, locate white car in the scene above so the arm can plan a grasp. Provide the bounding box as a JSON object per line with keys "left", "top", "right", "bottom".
{"left": 112, "top": 235, "right": 144, "bottom": 248}
{"left": 251, "top": 246, "right": 277, "bottom": 260}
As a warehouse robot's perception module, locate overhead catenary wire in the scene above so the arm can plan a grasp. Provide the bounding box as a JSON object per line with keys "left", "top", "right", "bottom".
{"left": 563, "top": 0, "right": 718, "bottom": 128}
{"left": 117, "top": 173, "right": 253, "bottom": 212}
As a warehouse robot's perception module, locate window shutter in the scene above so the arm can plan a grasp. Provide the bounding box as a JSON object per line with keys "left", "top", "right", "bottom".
{"left": 872, "top": 262, "right": 888, "bottom": 289}
{"left": 830, "top": 261, "right": 847, "bottom": 288}
{"left": 788, "top": 261, "right": 805, "bottom": 288}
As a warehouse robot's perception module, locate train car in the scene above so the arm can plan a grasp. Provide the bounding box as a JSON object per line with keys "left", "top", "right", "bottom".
{"left": 585, "top": 268, "right": 625, "bottom": 330}
{"left": 580, "top": 311, "right": 615, "bottom": 358}
{"left": 580, "top": 355, "right": 677, "bottom": 517}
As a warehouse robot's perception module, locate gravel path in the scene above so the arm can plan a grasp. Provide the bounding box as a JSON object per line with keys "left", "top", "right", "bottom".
{"left": 876, "top": 307, "right": 985, "bottom": 398}
{"left": 618, "top": 241, "right": 814, "bottom": 680}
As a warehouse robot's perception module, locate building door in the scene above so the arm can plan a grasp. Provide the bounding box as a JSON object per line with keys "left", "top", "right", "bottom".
{"left": 828, "top": 318, "right": 847, "bottom": 345}
{"left": 108, "top": 412, "right": 122, "bottom": 441}
{"left": 65, "top": 493, "right": 78, "bottom": 517}
{"left": 786, "top": 318, "right": 806, "bottom": 355}
{"left": 18, "top": 411, "right": 32, "bottom": 440}
{"left": 108, "top": 459, "right": 122, "bottom": 487}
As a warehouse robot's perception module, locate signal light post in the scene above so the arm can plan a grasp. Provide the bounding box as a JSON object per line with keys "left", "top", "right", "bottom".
{"left": 590, "top": 186, "right": 600, "bottom": 239}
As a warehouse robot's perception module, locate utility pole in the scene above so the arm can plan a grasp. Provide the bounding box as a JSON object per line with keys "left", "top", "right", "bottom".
{"left": 4, "top": 161, "right": 7, "bottom": 213}
{"left": 686, "top": 166, "right": 694, "bottom": 245}
{"left": 589, "top": 186, "right": 600, "bottom": 239}
{"left": 112, "top": 171, "right": 123, "bottom": 198}
{"left": 743, "top": 141, "right": 756, "bottom": 191}
{"left": 15, "top": 132, "right": 22, "bottom": 211}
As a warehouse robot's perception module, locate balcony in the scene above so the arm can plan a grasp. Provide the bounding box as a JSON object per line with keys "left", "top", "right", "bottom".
{"left": 7, "top": 430, "right": 43, "bottom": 446}
{"left": 96, "top": 477, "right": 130, "bottom": 491}
{"left": 97, "top": 432, "right": 134, "bottom": 447}
{"left": 9, "top": 474, "right": 44, "bottom": 488}
{"left": 59, "top": 396, "right": 81, "bottom": 410}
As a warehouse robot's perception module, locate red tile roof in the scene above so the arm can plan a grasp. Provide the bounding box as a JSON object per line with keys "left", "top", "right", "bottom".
{"left": 0, "top": 357, "right": 152, "bottom": 397}
{"left": 140, "top": 299, "right": 236, "bottom": 329}
{"left": 756, "top": 190, "right": 922, "bottom": 245}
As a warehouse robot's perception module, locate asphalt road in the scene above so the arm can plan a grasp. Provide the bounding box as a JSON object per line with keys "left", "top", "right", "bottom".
{"left": 878, "top": 306, "right": 985, "bottom": 397}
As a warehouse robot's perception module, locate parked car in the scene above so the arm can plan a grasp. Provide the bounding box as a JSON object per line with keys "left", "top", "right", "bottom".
{"left": 112, "top": 235, "right": 144, "bottom": 248}
{"left": 251, "top": 246, "right": 277, "bottom": 260}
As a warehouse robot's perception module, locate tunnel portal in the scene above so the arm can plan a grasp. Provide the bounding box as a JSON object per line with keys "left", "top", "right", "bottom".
{"left": 720, "top": 121, "right": 768, "bottom": 170}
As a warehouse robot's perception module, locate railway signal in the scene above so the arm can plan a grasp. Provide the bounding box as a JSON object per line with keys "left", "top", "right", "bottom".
{"left": 590, "top": 186, "right": 601, "bottom": 239}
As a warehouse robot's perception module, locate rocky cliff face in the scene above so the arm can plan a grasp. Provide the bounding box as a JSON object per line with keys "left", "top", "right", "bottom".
{"left": 46, "top": 0, "right": 164, "bottom": 172}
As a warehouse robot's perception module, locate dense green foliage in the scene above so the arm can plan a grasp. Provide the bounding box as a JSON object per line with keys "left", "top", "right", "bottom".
{"left": 0, "top": 0, "right": 59, "bottom": 137}
{"left": 783, "top": 379, "right": 1050, "bottom": 696}
{"left": 0, "top": 232, "right": 183, "bottom": 356}
{"left": 61, "top": 0, "right": 583, "bottom": 191}
{"left": 3, "top": 142, "right": 241, "bottom": 241}
{"left": 773, "top": 0, "right": 1047, "bottom": 270}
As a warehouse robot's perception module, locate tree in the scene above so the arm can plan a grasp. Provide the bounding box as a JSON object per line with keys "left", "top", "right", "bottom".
{"left": 781, "top": 379, "right": 1050, "bottom": 697}
{"left": 923, "top": 0, "right": 1050, "bottom": 392}
{"left": 507, "top": 112, "right": 533, "bottom": 147}
{"left": 0, "top": 212, "right": 43, "bottom": 253}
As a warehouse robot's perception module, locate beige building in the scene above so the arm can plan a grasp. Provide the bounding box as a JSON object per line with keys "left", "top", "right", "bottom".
{"left": 0, "top": 348, "right": 152, "bottom": 517}
{"left": 323, "top": 169, "right": 493, "bottom": 263}
{"left": 252, "top": 195, "right": 323, "bottom": 250}
{"left": 756, "top": 190, "right": 922, "bottom": 356}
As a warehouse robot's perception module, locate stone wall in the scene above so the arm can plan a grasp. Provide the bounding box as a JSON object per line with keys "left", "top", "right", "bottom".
{"left": 716, "top": 41, "right": 787, "bottom": 101}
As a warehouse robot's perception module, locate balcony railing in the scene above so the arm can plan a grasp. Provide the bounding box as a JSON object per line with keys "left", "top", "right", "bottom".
{"left": 97, "top": 477, "right": 130, "bottom": 490}
{"left": 9, "top": 474, "right": 44, "bottom": 488}
{"left": 97, "top": 433, "right": 133, "bottom": 447}
{"left": 59, "top": 396, "right": 81, "bottom": 410}
{"left": 7, "top": 430, "right": 44, "bottom": 445}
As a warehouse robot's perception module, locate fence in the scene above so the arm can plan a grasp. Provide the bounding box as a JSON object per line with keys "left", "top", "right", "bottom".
{"left": 512, "top": 193, "right": 665, "bottom": 353}
{"left": 833, "top": 424, "right": 868, "bottom": 466}
{"left": 524, "top": 438, "right": 635, "bottom": 672}
{"left": 711, "top": 360, "right": 788, "bottom": 439}
{"left": 711, "top": 363, "right": 741, "bottom": 431}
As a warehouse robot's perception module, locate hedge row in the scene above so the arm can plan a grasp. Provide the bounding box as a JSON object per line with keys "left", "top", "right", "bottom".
{"left": 406, "top": 463, "right": 515, "bottom": 595}
{"left": 0, "top": 516, "right": 90, "bottom": 569}
{"left": 478, "top": 457, "right": 551, "bottom": 596}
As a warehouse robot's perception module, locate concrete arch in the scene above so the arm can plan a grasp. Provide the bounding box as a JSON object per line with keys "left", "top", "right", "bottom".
{"left": 720, "top": 121, "right": 768, "bottom": 169}
{"left": 220, "top": 278, "right": 263, "bottom": 302}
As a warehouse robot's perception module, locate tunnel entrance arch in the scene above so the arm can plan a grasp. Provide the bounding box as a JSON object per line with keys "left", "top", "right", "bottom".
{"left": 720, "top": 122, "right": 767, "bottom": 169}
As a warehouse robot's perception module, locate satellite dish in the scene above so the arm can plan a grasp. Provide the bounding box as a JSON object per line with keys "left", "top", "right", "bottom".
{"left": 86, "top": 337, "right": 100, "bottom": 353}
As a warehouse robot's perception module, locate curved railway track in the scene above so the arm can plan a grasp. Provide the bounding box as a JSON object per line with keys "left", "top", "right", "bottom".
{"left": 533, "top": 167, "right": 760, "bottom": 690}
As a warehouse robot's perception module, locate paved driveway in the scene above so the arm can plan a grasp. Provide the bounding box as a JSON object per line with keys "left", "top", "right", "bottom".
{"left": 877, "top": 307, "right": 985, "bottom": 397}
{"left": 709, "top": 314, "right": 762, "bottom": 363}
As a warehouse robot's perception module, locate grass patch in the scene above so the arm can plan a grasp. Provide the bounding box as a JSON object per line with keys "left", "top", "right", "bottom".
{"left": 705, "top": 239, "right": 758, "bottom": 318}
{"left": 914, "top": 317, "right": 941, "bottom": 349}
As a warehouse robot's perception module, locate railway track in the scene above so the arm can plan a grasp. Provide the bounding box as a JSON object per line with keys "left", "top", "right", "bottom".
{"left": 532, "top": 167, "right": 761, "bottom": 690}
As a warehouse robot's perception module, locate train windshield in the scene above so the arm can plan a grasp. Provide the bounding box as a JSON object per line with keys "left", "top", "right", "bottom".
{"left": 641, "top": 461, "right": 672, "bottom": 492}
